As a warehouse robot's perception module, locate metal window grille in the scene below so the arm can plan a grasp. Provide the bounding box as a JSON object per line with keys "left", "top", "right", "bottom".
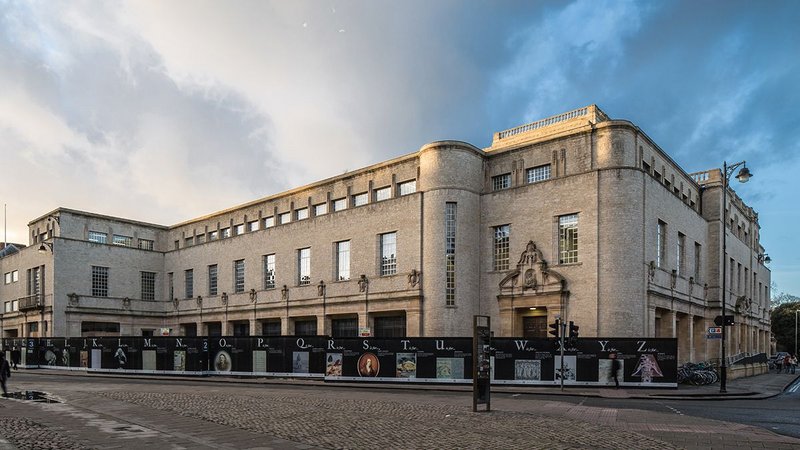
{"left": 141, "top": 272, "right": 156, "bottom": 300}
{"left": 493, "top": 225, "right": 510, "bottom": 271}
{"left": 526, "top": 164, "right": 551, "bottom": 183}
{"left": 694, "top": 243, "right": 702, "bottom": 280}
{"left": 208, "top": 265, "right": 218, "bottom": 296}
{"left": 677, "top": 233, "right": 685, "bottom": 276}
{"left": 264, "top": 254, "right": 276, "bottom": 289}
{"left": 337, "top": 241, "right": 350, "bottom": 281}
{"left": 298, "top": 248, "right": 311, "bottom": 285}
{"left": 380, "top": 232, "right": 397, "bottom": 276}
{"left": 295, "top": 320, "right": 317, "bottom": 335}
{"left": 374, "top": 315, "right": 406, "bottom": 338}
{"left": 492, "top": 173, "right": 511, "bottom": 191}
{"left": 168, "top": 272, "right": 174, "bottom": 300}
{"left": 445, "top": 202, "right": 456, "bottom": 306}
{"left": 88, "top": 231, "right": 107, "bottom": 244}
{"left": 559, "top": 214, "right": 579, "bottom": 264}
{"left": 185, "top": 269, "right": 193, "bottom": 298}
{"left": 234, "top": 259, "right": 245, "bottom": 293}
{"left": 331, "top": 318, "right": 358, "bottom": 337}
{"left": 91, "top": 266, "right": 109, "bottom": 297}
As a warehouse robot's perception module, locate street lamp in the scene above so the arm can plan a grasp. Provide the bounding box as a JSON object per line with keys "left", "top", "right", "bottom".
{"left": 720, "top": 160, "right": 752, "bottom": 393}
{"left": 795, "top": 310, "right": 799, "bottom": 359}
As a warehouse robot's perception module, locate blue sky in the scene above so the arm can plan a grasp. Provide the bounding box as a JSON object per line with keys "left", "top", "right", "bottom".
{"left": 1, "top": 0, "right": 798, "bottom": 293}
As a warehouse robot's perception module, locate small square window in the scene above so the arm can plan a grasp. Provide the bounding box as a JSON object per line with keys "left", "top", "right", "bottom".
{"left": 248, "top": 220, "right": 260, "bottom": 232}
{"left": 88, "top": 231, "right": 108, "bottom": 244}
{"left": 279, "top": 212, "right": 291, "bottom": 224}
{"left": 374, "top": 186, "right": 391, "bottom": 202}
{"left": 221, "top": 228, "right": 231, "bottom": 239}
{"left": 492, "top": 173, "right": 511, "bottom": 191}
{"left": 264, "top": 216, "right": 275, "bottom": 228}
{"left": 209, "top": 230, "right": 219, "bottom": 241}
{"left": 234, "top": 224, "right": 245, "bottom": 235}
{"left": 352, "top": 192, "right": 368, "bottom": 207}
{"left": 314, "top": 203, "right": 327, "bottom": 216}
{"left": 526, "top": 165, "right": 551, "bottom": 183}
{"left": 398, "top": 180, "right": 416, "bottom": 196}
{"left": 333, "top": 198, "right": 347, "bottom": 211}
{"left": 112, "top": 235, "right": 133, "bottom": 247}
{"left": 296, "top": 208, "right": 309, "bottom": 220}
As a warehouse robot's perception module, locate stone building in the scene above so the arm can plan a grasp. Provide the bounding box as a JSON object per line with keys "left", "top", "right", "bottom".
{"left": 0, "top": 105, "right": 771, "bottom": 363}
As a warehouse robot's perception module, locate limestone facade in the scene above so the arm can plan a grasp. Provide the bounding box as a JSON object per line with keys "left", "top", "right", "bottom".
{"left": 0, "top": 105, "right": 771, "bottom": 363}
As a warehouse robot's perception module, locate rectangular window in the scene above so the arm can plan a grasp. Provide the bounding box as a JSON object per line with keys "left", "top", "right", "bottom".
{"left": 221, "top": 228, "right": 231, "bottom": 239}
{"left": 279, "top": 212, "right": 291, "bottom": 224}
{"left": 88, "top": 231, "right": 107, "bottom": 244}
{"left": 492, "top": 173, "right": 511, "bottom": 191}
{"left": 141, "top": 272, "right": 156, "bottom": 301}
{"left": 352, "top": 192, "right": 368, "bottom": 207}
{"left": 234, "top": 224, "right": 245, "bottom": 236}
{"left": 694, "top": 242, "right": 702, "bottom": 281}
{"left": 526, "top": 164, "right": 551, "bottom": 183}
{"left": 374, "top": 186, "right": 391, "bottom": 202}
{"left": 264, "top": 254, "right": 276, "bottom": 289}
{"left": 558, "top": 214, "right": 579, "bottom": 264}
{"left": 298, "top": 248, "right": 311, "bottom": 285}
{"left": 184, "top": 237, "right": 194, "bottom": 247}
{"left": 92, "top": 266, "right": 109, "bottom": 297}
{"left": 336, "top": 241, "right": 351, "bottom": 281}
{"left": 294, "top": 320, "right": 317, "bottom": 335}
{"left": 314, "top": 203, "right": 327, "bottom": 216}
{"left": 168, "top": 272, "right": 174, "bottom": 300}
{"left": 196, "top": 234, "right": 206, "bottom": 244}
{"left": 29, "top": 266, "right": 41, "bottom": 296}
{"left": 185, "top": 269, "right": 194, "bottom": 299}
{"left": 331, "top": 318, "right": 358, "bottom": 338}
{"left": 3, "top": 272, "right": 10, "bottom": 284}
{"left": 380, "top": 232, "right": 397, "bottom": 276}
{"left": 262, "top": 320, "right": 281, "bottom": 336}
{"left": 657, "top": 220, "right": 666, "bottom": 268}
{"left": 209, "top": 230, "right": 219, "bottom": 241}
{"left": 333, "top": 198, "right": 347, "bottom": 211}
{"left": 296, "top": 208, "right": 309, "bottom": 220}
{"left": 12, "top": 270, "right": 17, "bottom": 282}
{"left": 208, "top": 264, "right": 218, "bottom": 296}
{"left": 113, "top": 235, "right": 133, "bottom": 247}
{"left": 445, "top": 202, "right": 457, "bottom": 306}
{"left": 81, "top": 321, "right": 119, "bottom": 334}
{"left": 374, "top": 315, "right": 406, "bottom": 338}
{"left": 493, "top": 225, "right": 510, "bottom": 271}
{"left": 264, "top": 216, "right": 275, "bottom": 228}
{"left": 234, "top": 259, "right": 245, "bottom": 293}
{"left": 174, "top": 240, "right": 180, "bottom": 249}
{"left": 398, "top": 180, "right": 416, "bottom": 196}
{"left": 248, "top": 220, "right": 260, "bottom": 232}
{"left": 677, "top": 233, "right": 685, "bottom": 276}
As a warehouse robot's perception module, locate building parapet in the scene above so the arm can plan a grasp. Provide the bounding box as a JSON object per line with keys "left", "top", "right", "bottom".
{"left": 489, "top": 104, "right": 608, "bottom": 149}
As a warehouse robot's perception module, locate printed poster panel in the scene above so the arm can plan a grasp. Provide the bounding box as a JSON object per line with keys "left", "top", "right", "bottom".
{"left": 325, "top": 337, "right": 473, "bottom": 383}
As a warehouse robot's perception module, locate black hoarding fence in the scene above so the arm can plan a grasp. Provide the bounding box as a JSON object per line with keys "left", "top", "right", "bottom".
{"left": 1, "top": 336, "right": 677, "bottom": 387}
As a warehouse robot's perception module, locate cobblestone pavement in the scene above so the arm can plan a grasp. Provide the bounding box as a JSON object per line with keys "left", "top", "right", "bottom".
{"left": 1, "top": 373, "right": 799, "bottom": 449}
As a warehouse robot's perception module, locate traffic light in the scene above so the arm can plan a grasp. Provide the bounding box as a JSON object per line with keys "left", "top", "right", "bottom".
{"left": 568, "top": 321, "right": 579, "bottom": 345}
{"left": 548, "top": 319, "right": 560, "bottom": 339}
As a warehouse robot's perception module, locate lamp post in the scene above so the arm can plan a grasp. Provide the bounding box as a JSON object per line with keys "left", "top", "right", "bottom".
{"left": 720, "top": 160, "right": 752, "bottom": 393}
{"left": 795, "top": 310, "right": 799, "bottom": 359}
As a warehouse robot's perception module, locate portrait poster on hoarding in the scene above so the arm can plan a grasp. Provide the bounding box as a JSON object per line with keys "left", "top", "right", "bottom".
{"left": 142, "top": 350, "right": 156, "bottom": 371}
{"left": 292, "top": 351, "right": 309, "bottom": 373}
{"left": 80, "top": 350, "right": 88, "bottom": 368}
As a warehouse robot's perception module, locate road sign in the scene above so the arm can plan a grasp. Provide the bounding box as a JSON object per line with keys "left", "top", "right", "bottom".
{"left": 707, "top": 327, "right": 722, "bottom": 334}
{"left": 706, "top": 333, "right": 722, "bottom": 339}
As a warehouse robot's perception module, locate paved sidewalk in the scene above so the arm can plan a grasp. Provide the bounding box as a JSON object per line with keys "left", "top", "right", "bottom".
{"left": 0, "top": 371, "right": 798, "bottom": 449}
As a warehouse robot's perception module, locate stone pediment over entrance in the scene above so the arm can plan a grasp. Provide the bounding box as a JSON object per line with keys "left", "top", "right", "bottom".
{"left": 499, "top": 241, "right": 566, "bottom": 294}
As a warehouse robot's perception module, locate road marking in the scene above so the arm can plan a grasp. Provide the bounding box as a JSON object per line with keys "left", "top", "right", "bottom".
{"left": 663, "top": 404, "right": 684, "bottom": 416}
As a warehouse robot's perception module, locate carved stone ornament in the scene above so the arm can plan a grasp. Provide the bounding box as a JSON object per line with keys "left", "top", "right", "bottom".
{"left": 122, "top": 297, "right": 131, "bottom": 309}
{"left": 196, "top": 296, "right": 203, "bottom": 308}
{"left": 317, "top": 281, "right": 326, "bottom": 297}
{"left": 498, "top": 241, "right": 565, "bottom": 294}
{"left": 221, "top": 292, "right": 228, "bottom": 305}
{"left": 249, "top": 288, "right": 257, "bottom": 303}
{"left": 67, "top": 293, "right": 79, "bottom": 307}
{"left": 648, "top": 261, "right": 656, "bottom": 283}
{"left": 281, "top": 285, "right": 289, "bottom": 301}
{"left": 735, "top": 295, "right": 752, "bottom": 314}
{"left": 358, "top": 274, "right": 369, "bottom": 293}
{"left": 407, "top": 269, "right": 421, "bottom": 288}
{"left": 173, "top": 297, "right": 180, "bottom": 310}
